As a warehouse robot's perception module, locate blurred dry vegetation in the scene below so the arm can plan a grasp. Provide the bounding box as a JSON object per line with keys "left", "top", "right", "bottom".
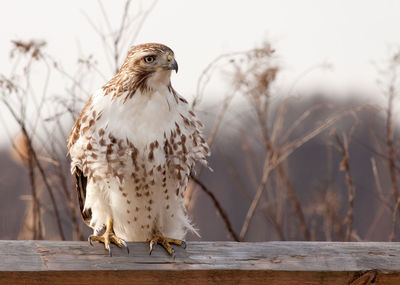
{"left": 1, "top": 1, "right": 400, "bottom": 242}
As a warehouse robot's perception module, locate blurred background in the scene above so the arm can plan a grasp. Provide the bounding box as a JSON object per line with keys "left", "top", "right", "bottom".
{"left": 1, "top": 0, "right": 400, "bottom": 242}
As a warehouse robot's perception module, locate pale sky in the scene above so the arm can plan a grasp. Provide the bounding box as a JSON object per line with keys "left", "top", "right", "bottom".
{"left": 1, "top": 0, "right": 400, "bottom": 146}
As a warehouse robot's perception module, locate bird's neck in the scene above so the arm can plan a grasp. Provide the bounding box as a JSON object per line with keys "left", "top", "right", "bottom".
{"left": 102, "top": 70, "right": 173, "bottom": 101}
{"left": 145, "top": 70, "right": 172, "bottom": 90}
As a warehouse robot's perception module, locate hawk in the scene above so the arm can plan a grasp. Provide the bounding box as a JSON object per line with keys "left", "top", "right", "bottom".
{"left": 67, "top": 43, "right": 210, "bottom": 255}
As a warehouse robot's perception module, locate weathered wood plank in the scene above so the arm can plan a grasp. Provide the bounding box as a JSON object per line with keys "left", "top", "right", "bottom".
{"left": 1, "top": 241, "right": 400, "bottom": 284}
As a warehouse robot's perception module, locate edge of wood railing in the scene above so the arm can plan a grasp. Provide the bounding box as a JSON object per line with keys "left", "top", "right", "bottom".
{"left": 1, "top": 240, "right": 400, "bottom": 284}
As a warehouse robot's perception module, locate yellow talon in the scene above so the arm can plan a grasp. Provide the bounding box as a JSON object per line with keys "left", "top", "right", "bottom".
{"left": 88, "top": 219, "right": 129, "bottom": 256}
{"left": 147, "top": 226, "right": 186, "bottom": 256}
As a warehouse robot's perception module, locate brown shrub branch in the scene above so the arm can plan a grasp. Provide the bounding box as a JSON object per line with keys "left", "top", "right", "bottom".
{"left": 190, "top": 174, "right": 239, "bottom": 242}
{"left": 332, "top": 130, "right": 355, "bottom": 242}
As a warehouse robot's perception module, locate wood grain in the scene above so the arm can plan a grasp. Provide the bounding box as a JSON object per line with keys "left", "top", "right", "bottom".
{"left": 1, "top": 241, "right": 400, "bottom": 284}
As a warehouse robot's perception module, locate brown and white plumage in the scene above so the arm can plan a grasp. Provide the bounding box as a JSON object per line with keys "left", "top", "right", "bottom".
{"left": 67, "top": 43, "right": 209, "bottom": 246}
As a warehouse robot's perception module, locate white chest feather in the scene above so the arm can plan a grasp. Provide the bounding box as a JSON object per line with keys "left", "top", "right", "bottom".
{"left": 69, "top": 87, "right": 209, "bottom": 241}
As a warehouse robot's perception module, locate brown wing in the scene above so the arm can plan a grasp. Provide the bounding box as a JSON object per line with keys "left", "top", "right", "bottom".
{"left": 74, "top": 167, "right": 91, "bottom": 226}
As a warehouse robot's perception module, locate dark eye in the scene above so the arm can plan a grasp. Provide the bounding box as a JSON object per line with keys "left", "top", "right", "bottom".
{"left": 144, "top": 56, "right": 155, "bottom": 63}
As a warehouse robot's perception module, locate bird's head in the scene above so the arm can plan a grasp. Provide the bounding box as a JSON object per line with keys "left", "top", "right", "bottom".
{"left": 118, "top": 43, "right": 178, "bottom": 91}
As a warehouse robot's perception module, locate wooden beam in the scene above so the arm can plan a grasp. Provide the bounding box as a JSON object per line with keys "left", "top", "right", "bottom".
{"left": 1, "top": 241, "right": 400, "bottom": 284}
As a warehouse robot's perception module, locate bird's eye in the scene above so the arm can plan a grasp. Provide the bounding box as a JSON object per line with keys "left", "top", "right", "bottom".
{"left": 144, "top": 56, "right": 155, "bottom": 63}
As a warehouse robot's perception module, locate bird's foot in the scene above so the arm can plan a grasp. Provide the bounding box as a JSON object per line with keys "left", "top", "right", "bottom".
{"left": 147, "top": 230, "right": 186, "bottom": 256}
{"left": 88, "top": 219, "right": 129, "bottom": 256}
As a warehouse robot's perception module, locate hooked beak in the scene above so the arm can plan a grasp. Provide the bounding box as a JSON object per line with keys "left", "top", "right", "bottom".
{"left": 164, "top": 53, "right": 178, "bottom": 73}
{"left": 167, "top": 58, "right": 178, "bottom": 73}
